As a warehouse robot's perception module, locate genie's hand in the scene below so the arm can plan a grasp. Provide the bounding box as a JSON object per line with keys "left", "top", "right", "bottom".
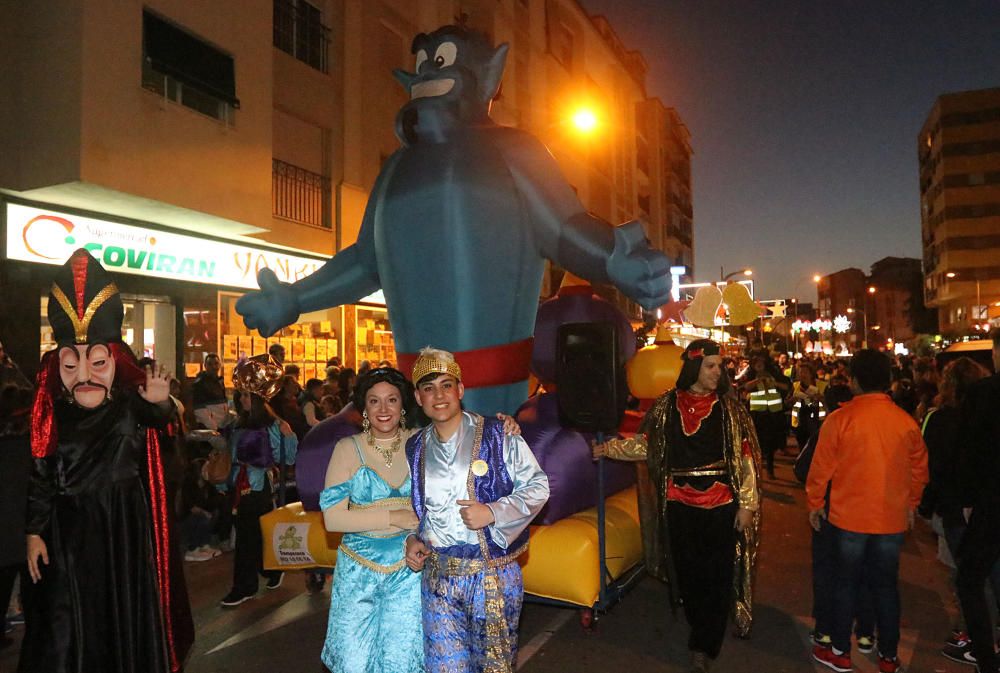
{"left": 235, "top": 269, "right": 301, "bottom": 338}
{"left": 605, "top": 221, "right": 671, "bottom": 310}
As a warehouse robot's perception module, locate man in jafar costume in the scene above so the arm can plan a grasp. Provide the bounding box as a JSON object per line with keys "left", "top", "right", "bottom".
{"left": 19, "top": 248, "right": 193, "bottom": 673}
{"left": 596, "top": 339, "right": 761, "bottom": 673}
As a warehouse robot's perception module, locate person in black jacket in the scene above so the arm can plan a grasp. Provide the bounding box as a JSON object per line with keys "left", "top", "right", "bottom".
{"left": 955, "top": 330, "right": 1000, "bottom": 673}
{"left": 191, "top": 353, "right": 229, "bottom": 430}
{"left": 918, "top": 356, "right": 997, "bottom": 664}
{"left": 0, "top": 378, "right": 32, "bottom": 648}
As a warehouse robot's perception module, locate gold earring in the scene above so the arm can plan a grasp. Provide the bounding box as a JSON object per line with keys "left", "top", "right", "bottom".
{"left": 399, "top": 408, "right": 406, "bottom": 428}
{"left": 362, "top": 410, "right": 371, "bottom": 435}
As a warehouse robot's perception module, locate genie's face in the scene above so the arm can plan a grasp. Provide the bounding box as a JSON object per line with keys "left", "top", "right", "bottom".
{"left": 394, "top": 26, "right": 508, "bottom": 144}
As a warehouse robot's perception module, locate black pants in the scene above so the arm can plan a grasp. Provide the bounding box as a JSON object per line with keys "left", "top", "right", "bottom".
{"left": 0, "top": 563, "right": 23, "bottom": 631}
{"left": 232, "top": 487, "right": 280, "bottom": 595}
{"left": 751, "top": 412, "right": 784, "bottom": 473}
{"left": 956, "top": 505, "right": 1000, "bottom": 673}
{"left": 668, "top": 500, "right": 738, "bottom": 659}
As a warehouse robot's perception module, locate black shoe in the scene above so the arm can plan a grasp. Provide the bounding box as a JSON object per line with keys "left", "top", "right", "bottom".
{"left": 942, "top": 639, "right": 977, "bottom": 666}
{"left": 266, "top": 572, "right": 284, "bottom": 590}
{"left": 305, "top": 571, "right": 326, "bottom": 595}
{"left": 219, "top": 589, "right": 255, "bottom": 607}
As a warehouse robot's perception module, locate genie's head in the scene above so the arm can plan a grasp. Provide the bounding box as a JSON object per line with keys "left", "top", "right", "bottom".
{"left": 394, "top": 25, "right": 509, "bottom": 145}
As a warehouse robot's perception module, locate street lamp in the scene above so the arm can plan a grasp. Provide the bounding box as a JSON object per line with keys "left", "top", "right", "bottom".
{"left": 571, "top": 108, "right": 598, "bottom": 134}
{"left": 720, "top": 267, "right": 753, "bottom": 282}
{"left": 791, "top": 274, "right": 821, "bottom": 356}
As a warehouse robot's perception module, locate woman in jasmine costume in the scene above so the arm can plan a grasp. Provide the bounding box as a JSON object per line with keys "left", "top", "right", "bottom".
{"left": 319, "top": 367, "right": 521, "bottom": 672}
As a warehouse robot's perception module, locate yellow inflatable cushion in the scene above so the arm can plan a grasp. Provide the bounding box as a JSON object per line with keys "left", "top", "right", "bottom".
{"left": 519, "top": 485, "right": 642, "bottom": 607}
{"left": 261, "top": 501, "right": 342, "bottom": 571}
{"left": 261, "top": 485, "right": 643, "bottom": 607}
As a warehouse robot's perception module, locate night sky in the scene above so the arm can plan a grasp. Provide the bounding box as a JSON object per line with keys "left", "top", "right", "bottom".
{"left": 579, "top": 0, "right": 1000, "bottom": 303}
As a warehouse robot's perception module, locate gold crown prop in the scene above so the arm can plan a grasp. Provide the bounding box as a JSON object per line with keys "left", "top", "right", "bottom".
{"left": 411, "top": 347, "right": 462, "bottom": 383}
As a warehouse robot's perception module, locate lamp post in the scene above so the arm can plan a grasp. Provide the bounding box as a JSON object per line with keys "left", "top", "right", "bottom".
{"left": 721, "top": 267, "right": 753, "bottom": 282}
{"left": 791, "top": 275, "right": 821, "bottom": 356}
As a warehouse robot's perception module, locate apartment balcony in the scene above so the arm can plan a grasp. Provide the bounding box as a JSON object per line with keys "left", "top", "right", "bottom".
{"left": 272, "top": 159, "right": 331, "bottom": 229}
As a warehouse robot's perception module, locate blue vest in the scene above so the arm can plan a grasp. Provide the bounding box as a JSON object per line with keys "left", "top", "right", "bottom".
{"left": 407, "top": 414, "right": 529, "bottom": 560}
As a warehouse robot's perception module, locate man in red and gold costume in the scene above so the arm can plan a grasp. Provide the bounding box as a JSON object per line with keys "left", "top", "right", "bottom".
{"left": 596, "top": 338, "right": 761, "bottom": 673}
{"left": 19, "top": 249, "right": 193, "bottom": 673}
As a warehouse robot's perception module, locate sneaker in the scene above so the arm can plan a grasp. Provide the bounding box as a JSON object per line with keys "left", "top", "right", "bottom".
{"left": 265, "top": 572, "right": 284, "bottom": 590}
{"left": 6, "top": 612, "right": 24, "bottom": 627}
{"left": 813, "top": 632, "right": 833, "bottom": 647}
{"left": 219, "top": 589, "right": 255, "bottom": 607}
{"left": 942, "top": 640, "right": 977, "bottom": 666}
{"left": 948, "top": 631, "right": 972, "bottom": 647}
{"left": 857, "top": 635, "right": 875, "bottom": 654}
{"left": 813, "top": 644, "right": 852, "bottom": 672}
{"left": 878, "top": 655, "right": 903, "bottom": 673}
{"left": 184, "top": 549, "right": 214, "bottom": 562}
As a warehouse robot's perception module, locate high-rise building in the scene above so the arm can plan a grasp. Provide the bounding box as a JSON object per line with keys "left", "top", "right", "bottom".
{"left": 0, "top": 0, "right": 692, "bottom": 379}
{"left": 919, "top": 87, "right": 1000, "bottom": 336}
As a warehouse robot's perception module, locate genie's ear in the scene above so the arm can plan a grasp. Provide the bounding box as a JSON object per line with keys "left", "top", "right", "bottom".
{"left": 394, "top": 69, "right": 416, "bottom": 91}
{"left": 478, "top": 43, "right": 509, "bottom": 103}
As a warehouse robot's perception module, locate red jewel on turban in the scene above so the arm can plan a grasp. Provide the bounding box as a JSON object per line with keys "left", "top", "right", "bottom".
{"left": 687, "top": 348, "right": 704, "bottom": 360}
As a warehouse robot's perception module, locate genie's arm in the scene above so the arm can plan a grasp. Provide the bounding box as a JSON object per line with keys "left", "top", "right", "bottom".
{"left": 497, "top": 128, "right": 614, "bottom": 283}
{"left": 496, "top": 128, "right": 670, "bottom": 309}
{"left": 237, "top": 155, "right": 397, "bottom": 336}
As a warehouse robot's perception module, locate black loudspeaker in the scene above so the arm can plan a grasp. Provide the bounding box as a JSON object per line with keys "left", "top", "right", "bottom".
{"left": 556, "top": 321, "right": 627, "bottom": 434}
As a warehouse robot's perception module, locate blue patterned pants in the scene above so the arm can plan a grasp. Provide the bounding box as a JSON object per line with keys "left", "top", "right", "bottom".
{"left": 421, "top": 562, "right": 523, "bottom": 673}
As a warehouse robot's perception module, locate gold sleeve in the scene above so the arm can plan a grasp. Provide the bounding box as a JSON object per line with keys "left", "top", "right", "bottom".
{"left": 602, "top": 435, "right": 648, "bottom": 462}
{"left": 738, "top": 455, "right": 759, "bottom": 511}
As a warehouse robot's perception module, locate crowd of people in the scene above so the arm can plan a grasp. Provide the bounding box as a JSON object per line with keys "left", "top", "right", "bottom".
{"left": 1, "top": 252, "right": 998, "bottom": 673}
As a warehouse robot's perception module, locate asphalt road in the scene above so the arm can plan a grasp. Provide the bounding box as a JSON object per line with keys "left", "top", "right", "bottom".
{"left": 0, "top": 451, "right": 974, "bottom": 673}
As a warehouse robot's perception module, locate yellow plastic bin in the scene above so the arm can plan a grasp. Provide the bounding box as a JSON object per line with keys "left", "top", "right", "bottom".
{"left": 260, "top": 502, "right": 342, "bottom": 571}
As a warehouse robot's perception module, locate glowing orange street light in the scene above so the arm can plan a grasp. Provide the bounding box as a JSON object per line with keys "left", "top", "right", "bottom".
{"left": 571, "top": 108, "right": 598, "bottom": 134}
{"left": 813, "top": 274, "right": 821, "bottom": 283}
{"left": 946, "top": 272, "right": 957, "bottom": 278}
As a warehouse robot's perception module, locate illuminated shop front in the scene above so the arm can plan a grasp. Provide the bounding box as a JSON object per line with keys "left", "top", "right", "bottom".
{"left": 2, "top": 199, "right": 396, "bottom": 383}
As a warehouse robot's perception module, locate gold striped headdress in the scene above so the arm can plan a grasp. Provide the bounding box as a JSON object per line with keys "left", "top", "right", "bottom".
{"left": 47, "top": 249, "right": 123, "bottom": 345}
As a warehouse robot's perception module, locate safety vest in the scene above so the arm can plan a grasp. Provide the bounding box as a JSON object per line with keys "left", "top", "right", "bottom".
{"left": 749, "top": 386, "right": 784, "bottom": 413}
{"left": 791, "top": 399, "right": 827, "bottom": 428}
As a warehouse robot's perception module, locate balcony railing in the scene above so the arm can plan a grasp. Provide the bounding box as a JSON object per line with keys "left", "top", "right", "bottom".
{"left": 273, "top": 0, "right": 331, "bottom": 73}
{"left": 272, "top": 159, "right": 331, "bottom": 229}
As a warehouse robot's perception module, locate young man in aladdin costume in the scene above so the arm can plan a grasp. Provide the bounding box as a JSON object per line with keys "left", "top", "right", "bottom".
{"left": 404, "top": 347, "right": 549, "bottom": 673}
{"left": 19, "top": 249, "right": 193, "bottom": 673}
{"left": 595, "top": 339, "right": 761, "bottom": 673}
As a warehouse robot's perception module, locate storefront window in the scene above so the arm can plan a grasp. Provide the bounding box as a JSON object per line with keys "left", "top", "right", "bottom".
{"left": 354, "top": 306, "right": 397, "bottom": 368}
{"left": 218, "top": 291, "right": 343, "bottom": 386}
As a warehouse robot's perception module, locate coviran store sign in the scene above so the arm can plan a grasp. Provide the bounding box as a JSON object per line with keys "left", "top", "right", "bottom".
{"left": 4, "top": 203, "right": 324, "bottom": 290}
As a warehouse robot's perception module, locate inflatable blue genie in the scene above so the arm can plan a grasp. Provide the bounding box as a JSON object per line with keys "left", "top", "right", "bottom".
{"left": 237, "top": 24, "right": 671, "bottom": 414}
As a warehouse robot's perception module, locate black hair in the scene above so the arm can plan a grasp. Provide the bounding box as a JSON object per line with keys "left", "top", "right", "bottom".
{"left": 338, "top": 367, "right": 357, "bottom": 392}
{"left": 352, "top": 367, "right": 418, "bottom": 428}
{"left": 675, "top": 357, "right": 730, "bottom": 395}
{"left": 823, "top": 383, "right": 854, "bottom": 413}
{"left": 851, "top": 349, "right": 892, "bottom": 393}
{"left": 204, "top": 352, "right": 220, "bottom": 364}
{"left": 234, "top": 390, "right": 273, "bottom": 429}
{"left": 304, "top": 378, "right": 323, "bottom": 391}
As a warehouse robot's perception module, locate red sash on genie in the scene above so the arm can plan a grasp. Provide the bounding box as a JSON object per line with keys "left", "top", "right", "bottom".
{"left": 398, "top": 338, "right": 533, "bottom": 388}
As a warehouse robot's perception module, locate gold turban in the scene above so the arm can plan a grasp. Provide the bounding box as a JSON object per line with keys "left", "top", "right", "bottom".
{"left": 410, "top": 347, "right": 462, "bottom": 384}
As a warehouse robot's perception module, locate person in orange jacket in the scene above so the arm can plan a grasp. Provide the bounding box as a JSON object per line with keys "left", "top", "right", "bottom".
{"left": 806, "top": 349, "right": 928, "bottom": 673}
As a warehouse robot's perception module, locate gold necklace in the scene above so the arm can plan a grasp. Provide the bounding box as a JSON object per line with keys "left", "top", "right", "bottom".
{"left": 368, "top": 430, "right": 402, "bottom": 467}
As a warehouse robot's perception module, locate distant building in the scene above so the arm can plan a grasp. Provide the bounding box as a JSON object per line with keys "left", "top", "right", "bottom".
{"left": 817, "top": 268, "right": 868, "bottom": 347}
{"left": 867, "top": 257, "right": 936, "bottom": 348}
{"left": 818, "top": 258, "right": 933, "bottom": 350}
{"left": 919, "top": 87, "right": 1000, "bottom": 336}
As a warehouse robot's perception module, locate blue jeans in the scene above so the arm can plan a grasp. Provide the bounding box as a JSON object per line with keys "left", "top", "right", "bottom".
{"left": 831, "top": 524, "right": 904, "bottom": 657}
{"left": 813, "top": 519, "right": 875, "bottom": 638}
